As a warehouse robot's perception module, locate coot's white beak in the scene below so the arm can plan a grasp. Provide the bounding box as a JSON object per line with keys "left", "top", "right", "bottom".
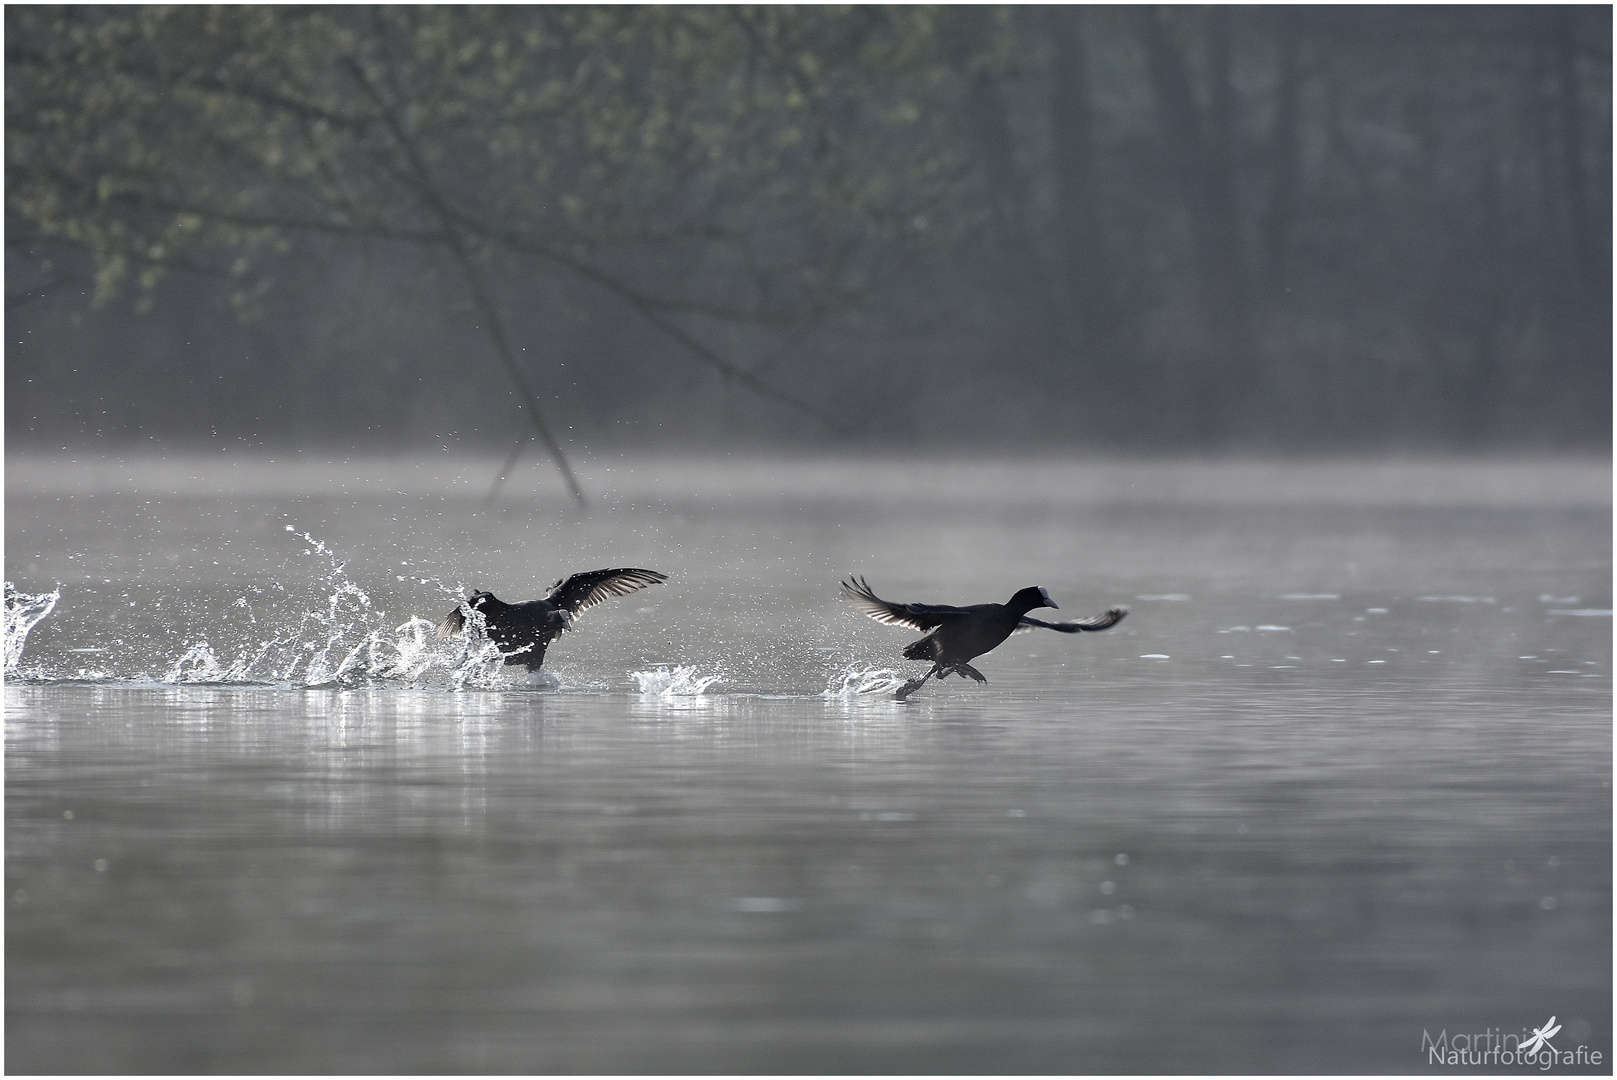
{"left": 1038, "top": 586, "right": 1058, "bottom": 609}
{"left": 559, "top": 609, "right": 574, "bottom": 631}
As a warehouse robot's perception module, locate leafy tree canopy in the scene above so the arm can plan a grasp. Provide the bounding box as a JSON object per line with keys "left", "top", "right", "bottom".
{"left": 9, "top": 5, "right": 1008, "bottom": 494}
{"left": 8, "top": 4, "right": 996, "bottom": 321}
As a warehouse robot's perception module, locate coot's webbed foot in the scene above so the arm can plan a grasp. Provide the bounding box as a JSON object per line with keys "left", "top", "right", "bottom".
{"left": 895, "top": 664, "right": 941, "bottom": 701}
{"left": 895, "top": 677, "right": 929, "bottom": 701}
{"left": 955, "top": 663, "right": 988, "bottom": 683}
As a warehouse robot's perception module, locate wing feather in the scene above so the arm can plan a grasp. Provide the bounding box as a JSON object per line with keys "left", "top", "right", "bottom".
{"left": 435, "top": 605, "right": 466, "bottom": 638}
{"left": 1017, "top": 607, "right": 1128, "bottom": 634}
{"left": 840, "top": 576, "right": 969, "bottom": 632}
{"left": 544, "top": 568, "right": 667, "bottom": 615}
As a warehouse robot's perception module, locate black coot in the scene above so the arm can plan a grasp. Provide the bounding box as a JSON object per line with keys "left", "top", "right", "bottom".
{"left": 437, "top": 568, "right": 667, "bottom": 670}
{"left": 841, "top": 576, "right": 1126, "bottom": 698}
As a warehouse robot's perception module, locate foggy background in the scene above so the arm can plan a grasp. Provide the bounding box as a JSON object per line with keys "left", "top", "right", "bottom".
{"left": 7, "top": 6, "right": 1611, "bottom": 464}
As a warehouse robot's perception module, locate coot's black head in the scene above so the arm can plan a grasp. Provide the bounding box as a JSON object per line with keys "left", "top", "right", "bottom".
{"left": 467, "top": 591, "right": 496, "bottom": 608}
{"left": 1010, "top": 586, "right": 1058, "bottom": 611}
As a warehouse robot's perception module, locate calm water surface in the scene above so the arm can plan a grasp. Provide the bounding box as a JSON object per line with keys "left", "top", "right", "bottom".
{"left": 6, "top": 456, "right": 1611, "bottom": 1072}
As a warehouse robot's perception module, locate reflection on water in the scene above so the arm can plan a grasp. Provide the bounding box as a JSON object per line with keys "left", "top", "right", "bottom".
{"left": 5, "top": 456, "right": 1611, "bottom": 1072}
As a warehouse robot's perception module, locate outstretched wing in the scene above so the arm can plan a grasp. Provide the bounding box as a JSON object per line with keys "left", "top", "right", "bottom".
{"left": 1015, "top": 607, "right": 1128, "bottom": 634}
{"left": 544, "top": 568, "right": 667, "bottom": 616}
{"left": 840, "top": 576, "right": 970, "bottom": 632}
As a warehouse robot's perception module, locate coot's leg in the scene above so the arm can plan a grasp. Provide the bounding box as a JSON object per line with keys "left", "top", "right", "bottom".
{"left": 895, "top": 665, "right": 940, "bottom": 701}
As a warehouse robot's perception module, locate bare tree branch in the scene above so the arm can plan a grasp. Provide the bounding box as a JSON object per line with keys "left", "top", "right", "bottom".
{"left": 341, "top": 54, "right": 586, "bottom": 505}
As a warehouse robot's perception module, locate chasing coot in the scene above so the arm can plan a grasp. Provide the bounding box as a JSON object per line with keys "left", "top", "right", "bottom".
{"left": 437, "top": 567, "right": 667, "bottom": 670}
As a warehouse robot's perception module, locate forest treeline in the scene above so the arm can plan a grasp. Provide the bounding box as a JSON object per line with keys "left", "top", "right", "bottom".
{"left": 7, "top": 5, "right": 1611, "bottom": 462}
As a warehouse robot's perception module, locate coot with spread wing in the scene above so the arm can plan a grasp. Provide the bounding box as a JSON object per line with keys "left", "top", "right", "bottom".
{"left": 437, "top": 568, "right": 667, "bottom": 670}
{"left": 841, "top": 576, "right": 1126, "bottom": 699}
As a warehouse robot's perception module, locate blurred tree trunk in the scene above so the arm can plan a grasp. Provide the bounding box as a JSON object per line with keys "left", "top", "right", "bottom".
{"left": 1547, "top": 7, "right": 1612, "bottom": 440}
{"left": 960, "top": 51, "right": 1064, "bottom": 346}
{"left": 1550, "top": 9, "right": 1596, "bottom": 292}
{"left": 1044, "top": 6, "right": 1132, "bottom": 440}
{"left": 1263, "top": 11, "right": 1301, "bottom": 295}
{"left": 948, "top": 9, "right": 1068, "bottom": 357}
{"left": 1135, "top": 6, "right": 1255, "bottom": 437}
{"left": 1048, "top": 6, "right": 1111, "bottom": 340}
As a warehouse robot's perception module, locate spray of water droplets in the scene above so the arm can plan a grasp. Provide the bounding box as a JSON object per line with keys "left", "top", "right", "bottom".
{"left": 4, "top": 582, "right": 61, "bottom": 676}
{"left": 5, "top": 527, "right": 569, "bottom": 690}
{"left": 153, "top": 527, "right": 466, "bottom": 688}
{"left": 823, "top": 667, "right": 911, "bottom": 697}
{"left": 633, "top": 665, "right": 722, "bottom": 697}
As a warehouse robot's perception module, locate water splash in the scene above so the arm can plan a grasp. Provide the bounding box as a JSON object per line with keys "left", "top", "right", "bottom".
{"left": 14, "top": 531, "right": 618, "bottom": 693}
{"left": 633, "top": 666, "right": 722, "bottom": 697}
{"left": 163, "top": 642, "right": 233, "bottom": 684}
{"left": 425, "top": 608, "right": 564, "bottom": 690}
{"left": 4, "top": 582, "right": 61, "bottom": 674}
{"left": 442, "top": 636, "right": 559, "bottom": 691}
{"left": 495, "top": 666, "right": 563, "bottom": 691}
{"left": 147, "top": 528, "right": 502, "bottom": 689}
{"left": 824, "top": 667, "right": 911, "bottom": 697}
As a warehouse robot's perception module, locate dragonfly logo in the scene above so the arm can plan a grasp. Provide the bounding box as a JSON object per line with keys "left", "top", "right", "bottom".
{"left": 1422, "top": 1016, "right": 1601, "bottom": 1069}
{"left": 1521, "top": 1017, "right": 1561, "bottom": 1057}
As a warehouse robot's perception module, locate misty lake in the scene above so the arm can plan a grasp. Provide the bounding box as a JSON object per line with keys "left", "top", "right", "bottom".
{"left": 5, "top": 454, "right": 1610, "bottom": 1073}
